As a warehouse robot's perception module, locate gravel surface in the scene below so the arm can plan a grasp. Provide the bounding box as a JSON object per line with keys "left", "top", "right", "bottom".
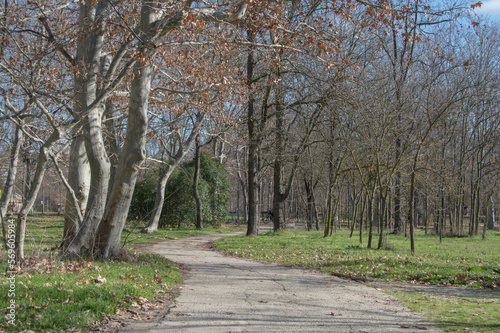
{"left": 118, "top": 232, "right": 441, "bottom": 333}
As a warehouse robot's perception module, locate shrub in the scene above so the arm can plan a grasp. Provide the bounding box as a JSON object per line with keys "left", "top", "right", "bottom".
{"left": 129, "top": 169, "right": 160, "bottom": 221}
{"left": 130, "top": 152, "right": 231, "bottom": 228}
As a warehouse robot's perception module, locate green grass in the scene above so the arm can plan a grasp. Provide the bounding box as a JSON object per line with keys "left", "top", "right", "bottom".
{"left": 213, "top": 228, "right": 500, "bottom": 333}
{"left": 0, "top": 216, "right": 243, "bottom": 332}
{"left": 391, "top": 291, "right": 499, "bottom": 333}
{"left": 0, "top": 253, "right": 181, "bottom": 332}
{"left": 214, "top": 229, "right": 500, "bottom": 287}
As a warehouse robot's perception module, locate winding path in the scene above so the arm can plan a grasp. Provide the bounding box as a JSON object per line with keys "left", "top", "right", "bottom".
{"left": 120, "top": 232, "right": 440, "bottom": 332}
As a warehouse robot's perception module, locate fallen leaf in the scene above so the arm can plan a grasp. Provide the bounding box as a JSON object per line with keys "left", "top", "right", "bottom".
{"left": 93, "top": 275, "right": 107, "bottom": 284}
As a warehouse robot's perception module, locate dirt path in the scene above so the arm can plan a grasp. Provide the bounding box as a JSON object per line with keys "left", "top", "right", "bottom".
{"left": 117, "top": 232, "right": 441, "bottom": 333}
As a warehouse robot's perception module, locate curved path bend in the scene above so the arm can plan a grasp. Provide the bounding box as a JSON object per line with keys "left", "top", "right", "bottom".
{"left": 121, "top": 232, "right": 440, "bottom": 333}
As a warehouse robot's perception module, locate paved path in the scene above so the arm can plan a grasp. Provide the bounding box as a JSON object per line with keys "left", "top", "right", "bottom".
{"left": 121, "top": 232, "right": 440, "bottom": 333}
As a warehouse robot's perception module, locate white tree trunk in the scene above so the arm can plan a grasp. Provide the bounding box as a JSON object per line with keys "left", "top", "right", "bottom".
{"left": 95, "top": 62, "right": 152, "bottom": 257}
{"left": 62, "top": 134, "right": 90, "bottom": 247}
{"left": 142, "top": 122, "right": 203, "bottom": 233}
{"left": 16, "top": 130, "right": 63, "bottom": 260}
{"left": 141, "top": 164, "right": 176, "bottom": 233}
{"left": 94, "top": 1, "right": 157, "bottom": 257}
{"left": 0, "top": 126, "right": 23, "bottom": 218}
{"left": 63, "top": 0, "right": 110, "bottom": 256}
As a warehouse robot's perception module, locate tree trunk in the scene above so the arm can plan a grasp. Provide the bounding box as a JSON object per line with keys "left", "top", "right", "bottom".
{"left": 65, "top": 104, "right": 110, "bottom": 256}
{"left": 349, "top": 188, "right": 359, "bottom": 238}
{"left": 63, "top": 0, "right": 109, "bottom": 256}
{"left": 193, "top": 136, "right": 203, "bottom": 230}
{"left": 359, "top": 192, "right": 367, "bottom": 244}
{"left": 367, "top": 190, "right": 376, "bottom": 249}
{"left": 487, "top": 196, "right": 495, "bottom": 230}
{"left": 62, "top": 134, "right": 90, "bottom": 248}
{"left": 377, "top": 190, "right": 387, "bottom": 249}
{"left": 272, "top": 96, "right": 287, "bottom": 232}
{"left": 142, "top": 121, "right": 203, "bottom": 233}
{"left": 272, "top": 173, "right": 287, "bottom": 232}
{"left": 0, "top": 126, "right": 23, "bottom": 248}
{"left": 247, "top": 143, "right": 260, "bottom": 236}
{"left": 95, "top": 73, "right": 153, "bottom": 255}
{"left": 103, "top": 96, "right": 121, "bottom": 198}
{"left": 240, "top": 179, "right": 248, "bottom": 222}
{"left": 324, "top": 189, "right": 333, "bottom": 237}
{"left": 0, "top": 126, "right": 23, "bottom": 217}
{"left": 474, "top": 175, "right": 481, "bottom": 236}
{"left": 304, "top": 176, "right": 317, "bottom": 231}
{"left": 235, "top": 146, "right": 248, "bottom": 223}
{"left": 394, "top": 143, "right": 402, "bottom": 233}
{"left": 408, "top": 166, "right": 417, "bottom": 253}
{"left": 141, "top": 164, "right": 175, "bottom": 233}
{"left": 246, "top": 30, "right": 260, "bottom": 236}
{"left": 92, "top": 0, "right": 159, "bottom": 257}
{"left": 16, "top": 130, "right": 63, "bottom": 261}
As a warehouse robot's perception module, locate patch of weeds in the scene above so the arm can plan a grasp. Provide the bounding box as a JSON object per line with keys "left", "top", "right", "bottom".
{"left": 346, "top": 244, "right": 363, "bottom": 250}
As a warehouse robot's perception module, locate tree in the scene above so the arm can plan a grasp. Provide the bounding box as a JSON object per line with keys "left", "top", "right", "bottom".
{"left": 193, "top": 134, "right": 203, "bottom": 229}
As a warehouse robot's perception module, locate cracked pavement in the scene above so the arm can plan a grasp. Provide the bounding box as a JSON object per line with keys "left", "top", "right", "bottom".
{"left": 121, "top": 232, "right": 441, "bottom": 333}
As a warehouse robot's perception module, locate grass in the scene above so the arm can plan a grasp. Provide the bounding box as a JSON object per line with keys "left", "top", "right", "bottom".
{"left": 390, "top": 291, "right": 499, "bottom": 333}
{"left": 0, "top": 253, "right": 182, "bottom": 332}
{"left": 0, "top": 216, "right": 243, "bottom": 332}
{"left": 214, "top": 229, "right": 500, "bottom": 287}
{"left": 213, "top": 228, "right": 500, "bottom": 333}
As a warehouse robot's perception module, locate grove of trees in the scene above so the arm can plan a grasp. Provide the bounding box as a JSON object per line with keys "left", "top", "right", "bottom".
{"left": 0, "top": 0, "right": 498, "bottom": 262}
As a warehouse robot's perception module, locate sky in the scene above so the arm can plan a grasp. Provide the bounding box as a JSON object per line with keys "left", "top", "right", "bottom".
{"left": 473, "top": 0, "right": 500, "bottom": 22}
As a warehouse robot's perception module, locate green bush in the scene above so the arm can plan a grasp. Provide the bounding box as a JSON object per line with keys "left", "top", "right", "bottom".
{"left": 129, "top": 169, "right": 159, "bottom": 220}
{"left": 161, "top": 167, "right": 212, "bottom": 227}
{"left": 130, "top": 152, "right": 231, "bottom": 227}
{"left": 198, "top": 152, "right": 232, "bottom": 225}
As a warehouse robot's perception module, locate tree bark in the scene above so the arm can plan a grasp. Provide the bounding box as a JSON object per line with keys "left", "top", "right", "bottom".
{"left": 304, "top": 176, "right": 316, "bottom": 231}
{"left": 246, "top": 30, "right": 260, "bottom": 236}
{"left": 141, "top": 163, "right": 175, "bottom": 233}
{"left": 62, "top": 134, "right": 90, "bottom": 248}
{"left": 272, "top": 85, "right": 287, "bottom": 232}
{"left": 16, "top": 130, "right": 64, "bottom": 261}
{"left": 63, "top": 0, "right": 110, "bottom": 256}
{"left": 193, "top": 135, "right": 203, "bottom": 230}
{"left": 0, "top": 126, "right": 23, "bottom": 248}
{"left": 377, "top": 190, "right": 387, "bottom": 250}
{"left": 487, "top": 196, "right": 495, "bottom": 230}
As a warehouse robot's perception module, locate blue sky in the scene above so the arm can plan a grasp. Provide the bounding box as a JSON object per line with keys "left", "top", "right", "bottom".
{"left": 473, "top": 0, "right": 500, "bottom": 22}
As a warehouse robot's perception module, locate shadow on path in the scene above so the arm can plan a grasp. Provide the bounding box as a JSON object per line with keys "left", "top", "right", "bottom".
{"left": 118, "top": 232, "right": 442, "bottom": 333}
